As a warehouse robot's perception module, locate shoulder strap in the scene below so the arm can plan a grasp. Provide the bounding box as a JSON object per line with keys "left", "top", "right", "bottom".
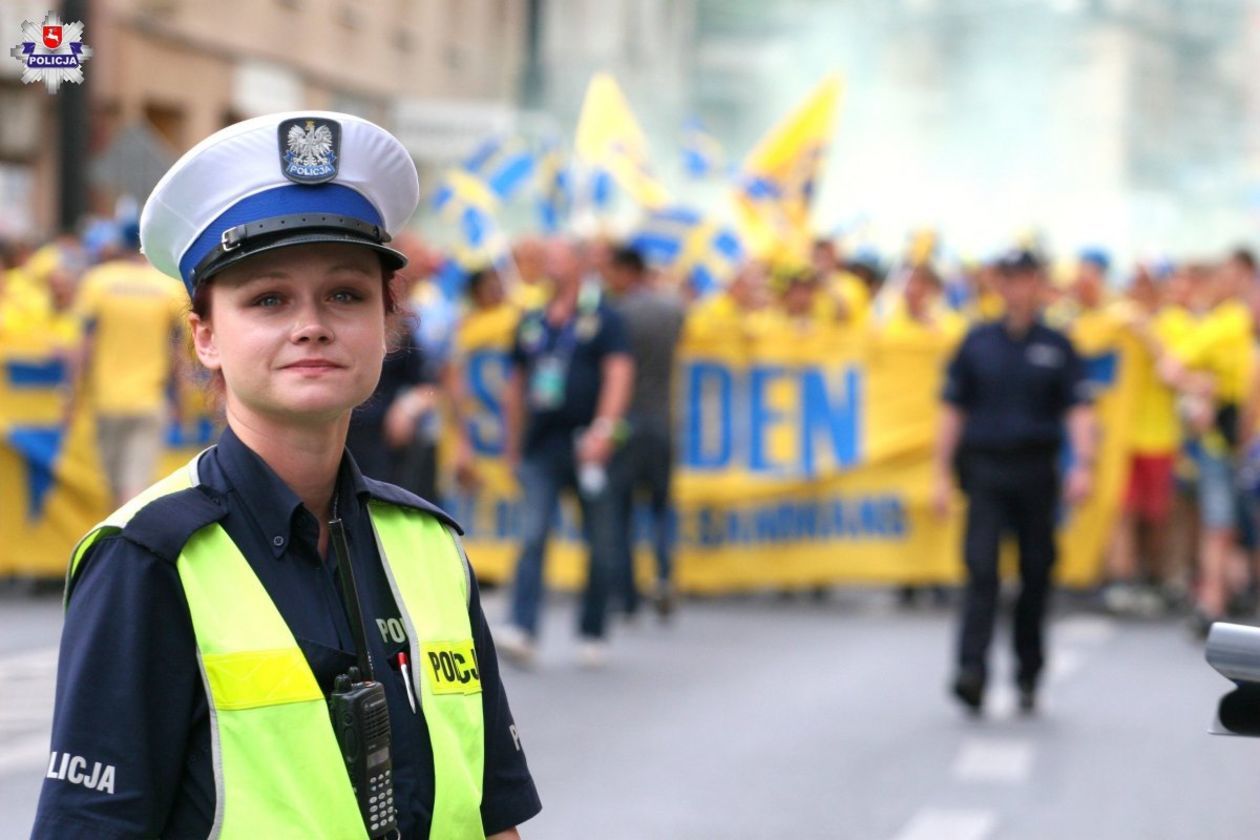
{"left": 120, "top": 486, "right": 229, "bottom": 563}
{"left": 65, "top": 451, "right": 216, "bottom": 604}
{"left": 360, "top": 476, "right": 464, "bottom": 534}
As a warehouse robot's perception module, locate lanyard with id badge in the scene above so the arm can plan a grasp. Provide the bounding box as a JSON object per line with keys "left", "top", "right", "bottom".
{"left": 527, "top": 318, "right": 579, "bottom": 411}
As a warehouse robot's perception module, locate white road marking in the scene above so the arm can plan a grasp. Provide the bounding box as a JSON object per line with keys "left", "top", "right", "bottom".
{"left": 0, "top": 732, "right": 50, "bottom": 776}
{"left": 0, "top": 646, "right": 58, "bottom": 775}
{"left": 986, "top": 682, "right": 1017, "bottom": 720}
{"left": 1047, "top": 647, "right": 1084, "bottom": 684}
{"left": 0, "top": 647, "right": 58, "bottom": 678}
{"left": 890, "top": 808, "right": 997, "bottom": 840}
{"left": 951, "top": 737, "right": 1035, "bottom": 783}
{"left": 1056, "top": 615, "right": 1116, "bottom": 646}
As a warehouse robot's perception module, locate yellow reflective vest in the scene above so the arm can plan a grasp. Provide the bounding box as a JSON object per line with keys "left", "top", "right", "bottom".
{"left": 67, "top": 456, "right": 486, "bottom": 839}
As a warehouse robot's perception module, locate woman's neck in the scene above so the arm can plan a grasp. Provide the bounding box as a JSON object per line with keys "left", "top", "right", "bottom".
{"left": 225, "top": 404, "right": 348, "bottom": 524}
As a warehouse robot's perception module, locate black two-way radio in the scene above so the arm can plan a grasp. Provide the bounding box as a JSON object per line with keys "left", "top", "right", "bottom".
{"left": 328, "top": 511, "right": 398, "bottom": 838}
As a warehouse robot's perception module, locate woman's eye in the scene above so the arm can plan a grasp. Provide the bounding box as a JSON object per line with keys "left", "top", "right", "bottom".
{"left": 330, "top": 289, "right": 364, "bottom": 303}
{"left": 252, "top": 293, "right": 283, "bottom": 308}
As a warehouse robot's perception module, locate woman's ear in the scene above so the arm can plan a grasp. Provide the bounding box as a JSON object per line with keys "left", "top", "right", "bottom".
{"left": 188, "top": 312, "right": 221, "bottom": 370}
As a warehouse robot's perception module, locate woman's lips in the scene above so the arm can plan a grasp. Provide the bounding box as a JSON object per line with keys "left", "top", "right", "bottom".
{"left": 284, "top": 359, "right": 342, "bottom": 370}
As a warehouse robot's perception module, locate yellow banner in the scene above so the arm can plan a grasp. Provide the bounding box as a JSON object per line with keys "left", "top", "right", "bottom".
{"left": 2, "top": 307, "right": 1135, "bottom": 590}
{"left": 444, "top": 311, "right": 1137, "bottom": 591}
{"left": 0, "top": 330, "right": 214, "bottom": 578}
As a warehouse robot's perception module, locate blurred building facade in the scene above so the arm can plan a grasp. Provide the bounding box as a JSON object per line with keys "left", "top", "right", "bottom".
{"left": 2, "top": 0, "right": 529, "bottom": 239}
{"left": 686, "top": 0, "right": 1259, "bottom": 259}
{"left": 534, "top": 0, "right": 694, "bottom": 154}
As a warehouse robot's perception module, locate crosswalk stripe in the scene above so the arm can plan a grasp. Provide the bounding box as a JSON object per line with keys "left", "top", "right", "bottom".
{"left": 1056, "top": 615, "right": 1117, "bottom": 645}
{"left": 951, "top": 737, "right": 1035, "bottom": 783}
{"left": 0, "top": 733, "right": 50, "bottom": 776}
{"left": 890, "top": 808, "right": 997, "bottom": 840}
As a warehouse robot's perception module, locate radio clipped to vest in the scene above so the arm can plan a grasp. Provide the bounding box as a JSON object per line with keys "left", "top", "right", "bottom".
{"left": 330, "top": 667, "right": 396, "bottom": 837}
{"left": 328, "top": 512, "right": 398, "bottom": 838}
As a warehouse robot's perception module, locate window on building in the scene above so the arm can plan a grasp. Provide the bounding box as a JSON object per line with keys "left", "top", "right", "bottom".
{"left": 143, "top": 102, "right": 185, "bottom": 150}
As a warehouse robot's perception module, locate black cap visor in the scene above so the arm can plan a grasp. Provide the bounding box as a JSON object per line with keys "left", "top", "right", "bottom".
{"left": 189, "top": 213, "right": 407, "bottom": 288}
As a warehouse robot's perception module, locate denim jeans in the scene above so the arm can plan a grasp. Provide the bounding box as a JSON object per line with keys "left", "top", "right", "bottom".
{"left": 509, "top": 444, "right": 622, "bottom": 640}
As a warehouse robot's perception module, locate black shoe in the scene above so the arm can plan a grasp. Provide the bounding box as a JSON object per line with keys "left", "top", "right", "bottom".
{"left": 952, "top": 671, "right": 985, "bottom": 714}
{"left": 1227, "top": 588, "right": 1259, "bottom": 620}
{"left": 1017, "top": 678, "right": 1037, "bottom": 714}
{"left": 652, "top": 584, "right": 676, "bottom": 622}
{"left": 897, "top": 585, "right": 918, "bottom": 609}
{"left": 1189, "top": 610, "right": 1218, "bottom": 641}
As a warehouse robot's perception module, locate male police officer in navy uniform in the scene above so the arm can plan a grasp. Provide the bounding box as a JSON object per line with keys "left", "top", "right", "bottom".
{"left": 932, "top": 249, "right": 1096, "bottom": 714}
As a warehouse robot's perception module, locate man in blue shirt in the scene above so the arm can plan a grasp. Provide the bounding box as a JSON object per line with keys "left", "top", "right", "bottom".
{"left": 501, "top": 239, "right": 634, "bottom": 668}
{"left": 933, "top": 249, "right": 1096, "bottom": 714}
{"left": 33, "top": 427, "right": 541, "bottom": 837}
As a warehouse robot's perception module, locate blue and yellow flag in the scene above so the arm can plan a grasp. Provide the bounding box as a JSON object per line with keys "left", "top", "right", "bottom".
{"left": 461, "top": 135, "right": 536, "bottom": 202}
{"left": 689, "top": 225, "right": 743, "bottom": 297}
{"left": 630, "top": 206, "right": 704, "bottom": 265}
{"left": 630, "top": 206, "right": 744, "bottom": 296}
{"left": 535, "top": 142, "right": 573, "bottom": 233}
{"left": 734, "top": 75, "right": 843, "bottom": 259}
{"left": 681, "top": 117, "right": 727, "bottom": 179}
{"left": 431, "top": 168, "right": 510, "bottom": 298}
{"left": 432, "top": 170, "right": 497, "bottom": 252}
{"left": 574, "top": 73, "right": 671, "bottom": 210}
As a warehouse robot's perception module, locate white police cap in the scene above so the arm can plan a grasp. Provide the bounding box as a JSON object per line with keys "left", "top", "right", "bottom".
{"left": 139, "top": 110, "right": 419, "bottom": 294}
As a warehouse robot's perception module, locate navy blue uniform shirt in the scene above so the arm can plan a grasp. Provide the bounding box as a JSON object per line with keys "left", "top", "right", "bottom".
{"left": 510, "top": 295, "right": 629, "bottom": 454}
{"left": 32, "top": 426, "right": 540, "bottom": 839}
{"left": 943, "top": 320, "right": 1090, "bottom": 452}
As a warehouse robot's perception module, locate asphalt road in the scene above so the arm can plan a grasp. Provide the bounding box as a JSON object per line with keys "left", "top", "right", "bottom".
{"left": 1, "top": 583, "right": 1256, "bottom": 840}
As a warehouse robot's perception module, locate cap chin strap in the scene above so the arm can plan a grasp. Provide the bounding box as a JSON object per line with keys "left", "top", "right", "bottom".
{"left": 188, "top": 213, "right": 390, "bottom": 285}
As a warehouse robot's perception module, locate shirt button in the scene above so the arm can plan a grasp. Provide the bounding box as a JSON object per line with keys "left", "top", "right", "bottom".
{"left": 272, "top": 536, "right": 284, "bottom": 547}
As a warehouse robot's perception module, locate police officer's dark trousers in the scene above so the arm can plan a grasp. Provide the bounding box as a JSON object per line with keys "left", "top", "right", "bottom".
{"left": 956, "top": 447, "right": 1059, "bottom": 686}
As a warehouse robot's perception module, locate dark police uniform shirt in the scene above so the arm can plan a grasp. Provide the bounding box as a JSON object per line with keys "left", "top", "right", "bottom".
{"left": 509, "top": 295, "right": 629, "bottom": 455}
{"left": 32, "top": 426, "right": 541, "bottom": 839}
{"left": 943, "top": 320, "right": 1090, "bottom": 452}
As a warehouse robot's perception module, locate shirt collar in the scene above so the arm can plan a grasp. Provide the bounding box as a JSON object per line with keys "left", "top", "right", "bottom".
{"left": 213, "top": 425, "right": 372, "bottom": 559}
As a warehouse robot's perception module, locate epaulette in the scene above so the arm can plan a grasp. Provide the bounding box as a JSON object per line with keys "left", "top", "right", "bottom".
{"left": 119, "top": 485, "right": 230, "bottom": 563}
{"left": 361, "top": 477, "right": 464, "bottom": 535}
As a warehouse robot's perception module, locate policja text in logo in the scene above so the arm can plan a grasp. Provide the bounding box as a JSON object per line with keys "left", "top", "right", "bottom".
{"left": 9, "top": 11, "right": 92, "bottom": 94}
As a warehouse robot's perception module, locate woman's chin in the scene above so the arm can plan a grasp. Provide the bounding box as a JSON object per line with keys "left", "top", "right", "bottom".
{"left": 246, "top": 394, "right": 362, "bottom": 425}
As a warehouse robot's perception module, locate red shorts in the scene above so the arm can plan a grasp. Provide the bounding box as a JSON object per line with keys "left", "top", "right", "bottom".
{"left": 1124, "top": 453, "right": 1174, "bottom": 522}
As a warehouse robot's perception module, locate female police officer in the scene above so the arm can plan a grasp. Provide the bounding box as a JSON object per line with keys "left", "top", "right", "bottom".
{"left": 32, "top": 112, "right": 540, "bottom": 839}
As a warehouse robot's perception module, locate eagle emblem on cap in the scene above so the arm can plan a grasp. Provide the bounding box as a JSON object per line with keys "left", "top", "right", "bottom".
{"left": 278, "top": 117, "right": 340, "bottom": 184}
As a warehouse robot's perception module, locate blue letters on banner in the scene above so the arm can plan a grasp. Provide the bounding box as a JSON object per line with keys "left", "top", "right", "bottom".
{"left": 466, "top": 349, "right": 509, "bottom": 455}
{"left": 685, "top": 361, "right": 733, "bottom": 469}
{"left": 682, "top": 360, "right": 862, "bottom": 475}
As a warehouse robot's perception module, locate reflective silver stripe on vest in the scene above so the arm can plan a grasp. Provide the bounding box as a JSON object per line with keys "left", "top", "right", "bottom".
{"left": 445, "top": 525, "right": 472, "bottom": 607}
{"left": 184, "top": 448, "right": 229, "bottom": 840}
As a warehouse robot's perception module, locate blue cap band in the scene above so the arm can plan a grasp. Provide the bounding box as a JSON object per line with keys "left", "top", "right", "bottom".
{"left": 178, "top": 183, "right": 383, "bottom": 286}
